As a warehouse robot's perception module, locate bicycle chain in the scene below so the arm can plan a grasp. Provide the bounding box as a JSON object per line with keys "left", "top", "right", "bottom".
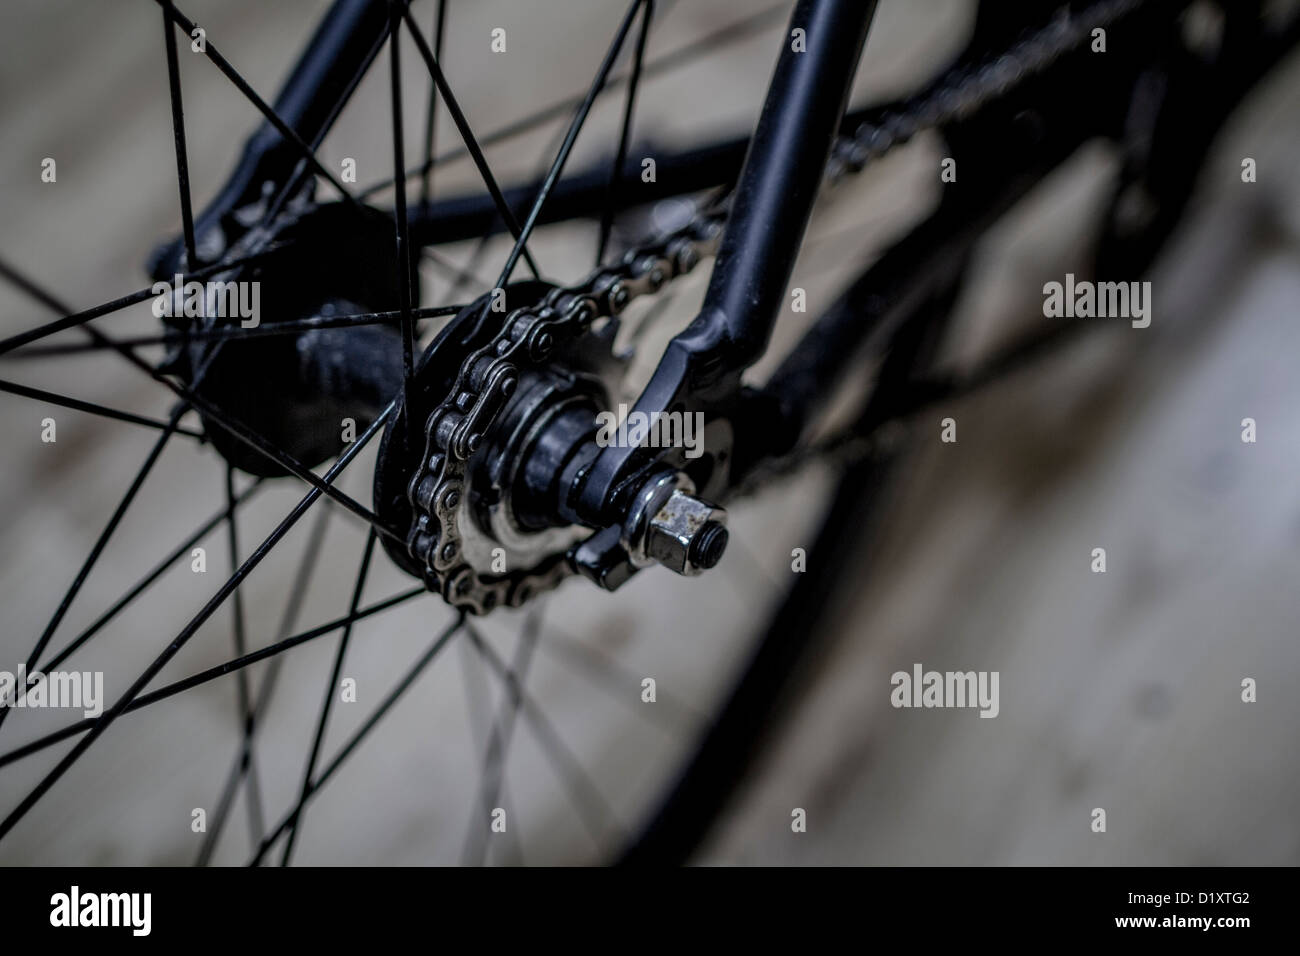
{"left": 405, "top": 0, "right": 1150, "bottom": 613}
{"left": 405, "top": 218, "right": 725, "bottom": 612}
{"left": 828, "top": 0, "right": 1145, "bottom": 179}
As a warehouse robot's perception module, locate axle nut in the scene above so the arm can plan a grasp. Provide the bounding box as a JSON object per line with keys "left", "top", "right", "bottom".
{"left": 645, "top": 489, "right": 728, "bottom": 576}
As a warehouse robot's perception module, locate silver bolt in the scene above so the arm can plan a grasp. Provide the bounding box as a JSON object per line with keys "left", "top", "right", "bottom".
{"left": 622, "top": 471, "right": 727, "bottom": 577}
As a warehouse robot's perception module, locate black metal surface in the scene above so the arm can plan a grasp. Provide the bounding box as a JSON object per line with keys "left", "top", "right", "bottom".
{"left": 406, "top": 135, "right": 749, "bottom": 248}
{"left": 570, "top": 0, "right": 878, "bottom": 530}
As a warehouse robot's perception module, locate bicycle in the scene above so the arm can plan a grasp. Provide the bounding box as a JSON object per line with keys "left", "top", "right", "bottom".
{"left": 0, "top": 0, "right": 1295, "bottom": 865}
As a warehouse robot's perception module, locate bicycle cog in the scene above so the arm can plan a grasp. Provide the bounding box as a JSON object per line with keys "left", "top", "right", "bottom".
{"left": 374, "top": 281, "right": 628, "bottom": 614}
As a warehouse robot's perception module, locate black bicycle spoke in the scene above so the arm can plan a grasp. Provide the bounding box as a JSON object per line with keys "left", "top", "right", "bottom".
{"left": 440, "top": 235, "right": 496, "bottom": 306}
{"left": 160, "top": 0, "right": 198, "bottom": 267}
{"left": 398, "top": 2, "right": 541, "bottom": 279}
{"left": 421, "top": 248, "right": 490, "bottom": 299}
{"left": 453, "top": 622, "right": 524, "bottom": 865}
{"left": 248, "top": 612, "right": 465, "bottom": 866}
{"left": 73, "top": 328, "right": 401, "bottom": 551}
{"left": 0, "top": 582, "right": 426, "bottom": 773}
{"left": 596, "top": 0, "right": 654, "bottom": 267}
{"left": 465, "top": 0, "right": 649, "bottom": 344}
{"left": 419, "top": 0, "right": 447, "bottom": 208}
{"left": 222, "top": 464, "right": 267, "bottom": 854}
{"left": 194, "top": 719, "right": 259, "bottom": 867}
{"left": 0, "top": 247, "right": 282, "bottom": 357}
{"left": 388, "top": 3, "right": 419, "bottom": 448}
{"left": 462, "top": 622, "right": 623, "bottom": 855}
{"left": 536, "top": 627, "right": 702, "bottom": 735}
{"left": 435, "top": 119, "right": 568, "bottom": 310}
{"left": 0, "top": 400, "right": 191, "bottom": 736}
{"left": 149, "top": 385, "right": 394, "bottom": 543}
{"left": 199, "top": 502, "right": 334, "bottom": 865}
{"left": 153, "top": 0, "right": 355, "bottom": 206}
{"left": 0, "top": 401, "right": 393, "bottom": 842}
{"left": 257, "top": 3, "right": 409, "bottom": 228}
{"left": 279, "top": 529, "right": 377, "bottom": 865}
{"left": 5, "top": 261, "right": 405, "bottom": 548}
{"left": 36, "top": 298, "right": 404, "bottom": 545}
{"left": 357, "top": 0, "right": 786, "bottom": 200}
{"left": 40, "top": 478, "right": 264, "bottom": 676}
{"left": 461, "top": 610, "right": 541, "bottom": 866}
{"left": 182, "top": 389, "right": 402, "bottom": 545}
{"left": 0, "top": 377, "right": 204, "bottom": 438}
{"left": 6, "top": 303, "right": 465, "bottom": 358}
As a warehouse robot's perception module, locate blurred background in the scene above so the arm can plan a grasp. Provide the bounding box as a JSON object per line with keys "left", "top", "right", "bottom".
{"left": 0, "top": 0, "right": 1298, "bottom": 865}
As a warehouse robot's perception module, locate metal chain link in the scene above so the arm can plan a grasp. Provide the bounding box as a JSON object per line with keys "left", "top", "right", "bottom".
{"left": 405, "top": 218, "right": 725, "bottom": 612}
{"left": 828, "top": 0, "right": 1145, "bottom": 179}
{"left": 406, "top": 0, "right": 1149, "bottom": 613}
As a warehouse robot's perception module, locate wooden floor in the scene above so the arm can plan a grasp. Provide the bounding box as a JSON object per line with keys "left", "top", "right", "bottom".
{"left": 0, "top": 1, "right": 1296, "bottom": 865}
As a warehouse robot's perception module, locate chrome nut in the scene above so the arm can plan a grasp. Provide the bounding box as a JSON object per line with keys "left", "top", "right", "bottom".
{"left": 622, "top": 470, "right": 688, "bottom": 568}
{"left": 645, "top": 490, "right": 728, "bottom": 576}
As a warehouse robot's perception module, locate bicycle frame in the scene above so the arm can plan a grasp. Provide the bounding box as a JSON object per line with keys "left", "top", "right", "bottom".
{"left": 573, "top": 0, "right": 877, "bottom": 524}
{"left": 174, "top": 0, "right": 880, "bottom": 541}
{"left": 164, "top": 0, "right": 1300, "bottom": 558}
{"left": 2, "top": 0, "right": 1297, "bottom": 866}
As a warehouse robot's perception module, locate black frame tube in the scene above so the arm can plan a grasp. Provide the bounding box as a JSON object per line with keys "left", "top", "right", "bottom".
{"left": 696, "top": 0, "right": 878, "bottom": 373}
{"left": 574, "top": 0, "right": 877, "bottom": 522}
{"left": 184, "top": 0, "right": 392, "bottom": 254}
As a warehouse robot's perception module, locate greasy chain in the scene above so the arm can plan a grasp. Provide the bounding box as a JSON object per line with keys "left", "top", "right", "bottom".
{"left": 405, "top": 0, "right": 1151, "bottom": 613}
